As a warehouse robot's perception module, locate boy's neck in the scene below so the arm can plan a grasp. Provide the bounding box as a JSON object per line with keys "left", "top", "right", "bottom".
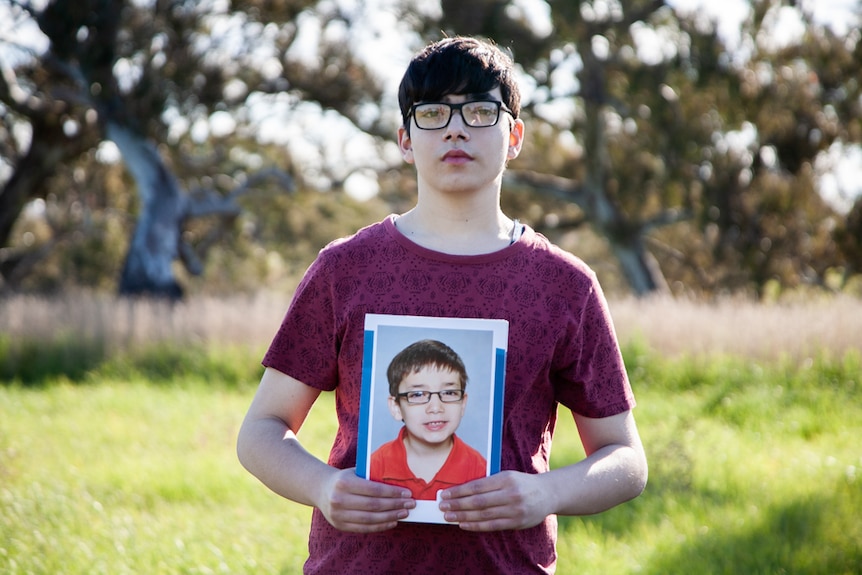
{"left": 403, "top": 433, "right": 455, "bottom": 482}
{"left": 395, "top": 203, "right": 517, "bottom": 255}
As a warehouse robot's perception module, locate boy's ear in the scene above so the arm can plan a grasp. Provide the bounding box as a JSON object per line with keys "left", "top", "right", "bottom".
{"left": 387, "top": 396, "right": 404, "bottom": 421}
{"left": 507, "top": 119, "right": 525, "bottom": 160}
{"left": 398, "top": 126, "right": 415, "bottom": 164}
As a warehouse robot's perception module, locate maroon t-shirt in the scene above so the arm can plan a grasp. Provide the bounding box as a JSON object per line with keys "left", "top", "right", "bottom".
{"left": 263, "top": 215, "right": 635, "bottom": 574}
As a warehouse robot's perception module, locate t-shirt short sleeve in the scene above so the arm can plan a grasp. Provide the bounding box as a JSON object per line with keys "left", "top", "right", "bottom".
{"left": 262, "top": 250, "right": 341, "bottom": 391}
{"left": 552, "top": 272, "right": 636, "bottom": 418}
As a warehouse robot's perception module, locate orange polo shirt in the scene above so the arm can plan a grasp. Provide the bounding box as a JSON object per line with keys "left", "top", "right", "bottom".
{"left": 369, "top": 427, "right": 488, "bottom": 500}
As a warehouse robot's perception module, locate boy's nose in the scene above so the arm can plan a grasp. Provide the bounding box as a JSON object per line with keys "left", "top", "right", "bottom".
{"left": 426, "top": 396, "right": 445, "bottom": 411}
{"left": 444, "top": 111, "right": 469, "bottom": 140}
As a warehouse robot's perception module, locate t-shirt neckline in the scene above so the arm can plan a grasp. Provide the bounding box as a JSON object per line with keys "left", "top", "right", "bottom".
{"left": 384, "top": 214, "right": 529, "bottom": 264}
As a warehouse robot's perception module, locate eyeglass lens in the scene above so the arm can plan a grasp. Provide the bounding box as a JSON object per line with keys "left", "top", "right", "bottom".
{"left": 413, "top": 101, "right": 502, "bottom": 129}
{"left": 400, "top": 390, "right": 464, "bottom": 404}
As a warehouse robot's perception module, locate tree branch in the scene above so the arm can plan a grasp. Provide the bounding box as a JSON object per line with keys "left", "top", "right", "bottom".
{"left": 182, "top": 167, "right": 295, "bottom": 220}
{"left": 504, "top": 169, "right": 589, "bottom": 205}
{"left": 642, "top": 207, "right": 692, "bottom": 232}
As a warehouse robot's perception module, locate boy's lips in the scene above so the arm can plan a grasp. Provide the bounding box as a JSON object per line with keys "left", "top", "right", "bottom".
{"left": 424, "top": 420, "right": 448, "bottom": 432}
{"left": 442, "top": 149, "right": 473, "bottom": 164}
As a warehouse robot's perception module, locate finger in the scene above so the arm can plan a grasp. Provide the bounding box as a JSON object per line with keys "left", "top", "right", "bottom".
{"left": 439, "top": 481, "right": 495, "bottom": 504}
{"left": 439, "top": 485, "right": 512, "bottom": 525}
{"left": 441, "top": 470, "right": 518, "bottom": 500}
{"left": 325, "top": 488, "right": 413, "bottom": 531}
{"left": 457, "top": 516, "right": 520, "bottom": 532}
{"left": 330, "top": 515, "right": 402, "bottom": 533}
{"left": 439, "top": 486, "right": 530, "bottom": 527}
{"left": 345, "top": 480, "right": 413, "bottom": 500}
{"left": 330, "top": 492, "right": 415, "bottom": 516}
{"left": 440, "top": 484, "right": 504, "bottom": 515}
{"left": 327, "top": 484, "right": 415, "bottom": 519}
{"left": 440, "top": 471, "right": 539, "bottom": 508}
{"left": 339, "top": 470, "right": 414, "bottom": 499}
{"left": 337, "top": 521, "right": 400, "bottom": 533}
{"left": 329, "top": 506, "right": 412, "bottom": 532}
{"left": 444, "top": 502, "right": 531, "bottom": 531}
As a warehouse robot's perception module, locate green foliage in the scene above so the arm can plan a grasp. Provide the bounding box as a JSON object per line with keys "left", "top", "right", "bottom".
{"left": 1, "top": 344, "right": 860, "bottom": 574}
{"left": 94, "top": 343, "right": 265, "bottom": 389}
{"left": 0, "top": 335, "right": 264, "bottom": 389}
{"left": 0, "top": 334, "right": 108, "bottom": 385}
{"left": 184, "top": 187, "right": 391, "bottom": 295}
{"left": 4, "top": 1, "right": 862, "bottom": 298}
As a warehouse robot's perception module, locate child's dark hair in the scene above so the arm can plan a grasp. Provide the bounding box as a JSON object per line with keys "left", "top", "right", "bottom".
{"left": 398, "top": 36, "right": 521, "bottom": 132}
{"left": 387, "top": 339, "right": 468, "bottom": 397}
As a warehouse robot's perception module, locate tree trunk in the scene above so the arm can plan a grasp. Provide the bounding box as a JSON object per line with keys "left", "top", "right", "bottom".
{"left": 505, "top": 169, "right": 674, "bottom": 296}
{"left": 579, "top": 47, "right": 670, "bottom": 297}
{"left": 588, "top": 187, "right": 671, "bottom": 296}
{"left": 608, "top": 239, "right": 669, "bottom": 295}
{"left": 0, "top": 120, "right": 71, "bottom": 246}
{"left": 0, "top": 117, "right": 89, "bottom": 287}
{"left": 108, "top": 122, "right": 184, "bottom": 299}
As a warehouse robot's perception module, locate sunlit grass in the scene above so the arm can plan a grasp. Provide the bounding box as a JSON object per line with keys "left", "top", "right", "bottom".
{"left": 0, "top": 368, "right": 325, "bottom": 574}
{"left": 551, "top": 348, "right": 862, "bottom": 575}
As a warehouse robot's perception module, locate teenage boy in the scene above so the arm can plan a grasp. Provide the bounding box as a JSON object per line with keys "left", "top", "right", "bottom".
{"left": 237, "top": 35, "right": 647, "bottom": 574}
{"left": 370, "top": 339, "right": 487, "bottom": 500}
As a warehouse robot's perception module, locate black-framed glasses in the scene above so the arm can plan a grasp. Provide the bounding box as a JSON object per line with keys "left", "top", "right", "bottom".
{"left": 396, "top": 389, "right": 465, "bottom": 404}
{"left": 410, "top": 100, "right": 514, "bottom": 130}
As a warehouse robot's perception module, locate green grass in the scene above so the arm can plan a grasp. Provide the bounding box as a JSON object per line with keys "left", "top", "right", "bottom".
{"left": 1, "top": 342, "right": 860, "bottom": 574}
{"left": 551, "top": 346, "right": 862, "bottom": 575}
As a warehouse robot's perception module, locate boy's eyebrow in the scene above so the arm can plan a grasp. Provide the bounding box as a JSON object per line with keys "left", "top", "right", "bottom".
{"left": 403, "top": 380, "right": 461, "bottom": 389}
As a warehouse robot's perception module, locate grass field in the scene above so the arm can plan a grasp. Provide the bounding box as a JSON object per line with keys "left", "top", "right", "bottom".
{"left": 1, "top": 295, "right": 861, "bottom": 574}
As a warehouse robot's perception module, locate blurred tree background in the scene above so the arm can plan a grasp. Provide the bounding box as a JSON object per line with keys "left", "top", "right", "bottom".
{"left": 1, "top": 0, "right": 860, "bottom": 300}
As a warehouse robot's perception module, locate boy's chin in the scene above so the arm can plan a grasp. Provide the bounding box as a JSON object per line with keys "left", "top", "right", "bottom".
{"left": 416, "top": 433, "right": 456, "bottom": 446}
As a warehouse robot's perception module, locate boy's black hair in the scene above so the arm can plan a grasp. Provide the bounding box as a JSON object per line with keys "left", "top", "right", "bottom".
{"left": 387, "top": 339, "right": 468, "bottom": 397}
{"left": 398, "top": 36, "right": 521, "bottom": 132}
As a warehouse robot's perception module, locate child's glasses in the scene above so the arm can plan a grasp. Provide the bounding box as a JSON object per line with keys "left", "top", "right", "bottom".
{"left": 396, "top": 389, "right": 465, "bottom": 404}
{"left": 410, "top": 100, "right": 513, "bottom": 130}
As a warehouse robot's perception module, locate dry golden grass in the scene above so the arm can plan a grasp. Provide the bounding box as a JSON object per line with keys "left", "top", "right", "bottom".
{"left": 0, "top": 292, "right": 288, "bottom": 351}
{"left": 609, "top": 295, "right": 862, "bottom": 360}
{"left": 1, "top": 291, "right": 860, "bottom": 361}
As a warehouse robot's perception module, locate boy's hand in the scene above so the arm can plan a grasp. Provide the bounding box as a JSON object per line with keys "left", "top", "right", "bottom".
{"left": 317, "top": 467, "right": 416, "bottom": 533}
{"left": 438, "top": 471, "right": 552, "bottom": 531}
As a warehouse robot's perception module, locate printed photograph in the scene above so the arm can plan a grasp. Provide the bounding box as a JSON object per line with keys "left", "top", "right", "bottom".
{"left": 357, "top": 314, "right": 508, "bottom": 523}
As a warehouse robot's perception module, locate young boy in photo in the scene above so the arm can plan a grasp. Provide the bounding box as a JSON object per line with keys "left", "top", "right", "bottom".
{"left": 370, "top": 339, "right": 487, "bottom": 501}
{"left": 237, "top": 35, "right": 647, "bottom": 574}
